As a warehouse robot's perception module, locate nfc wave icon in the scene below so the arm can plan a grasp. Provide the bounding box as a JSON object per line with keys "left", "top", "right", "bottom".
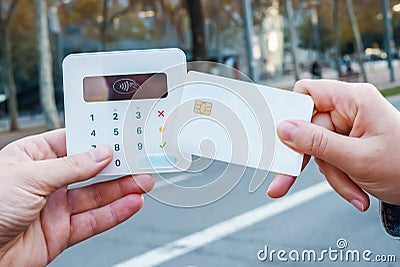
{"left": 113, "top": 78, "right": 141, "bottom": 95}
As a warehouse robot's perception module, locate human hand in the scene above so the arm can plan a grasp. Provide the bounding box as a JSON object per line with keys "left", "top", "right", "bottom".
{"left": 0, "top": 129, "right": 154, "bottom": 266}
{"left": 267, "top": 79, "right": 400, "bottom": 211}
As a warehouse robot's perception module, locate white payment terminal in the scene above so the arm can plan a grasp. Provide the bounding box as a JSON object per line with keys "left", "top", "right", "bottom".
{"left": 63, "top": 48, "right": 191, "bottom": 175}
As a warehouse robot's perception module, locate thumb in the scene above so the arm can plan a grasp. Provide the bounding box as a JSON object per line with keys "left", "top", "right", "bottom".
{"left": 277, "top": 120, "right": 359, "bottom": 169}
{"left": 19, "top": 145, "right": 113, "bottom": 195}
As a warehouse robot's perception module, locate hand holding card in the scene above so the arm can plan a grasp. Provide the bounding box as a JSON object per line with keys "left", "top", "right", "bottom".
{"left": 176, "top": 71, "right": 314, "bottom": 176}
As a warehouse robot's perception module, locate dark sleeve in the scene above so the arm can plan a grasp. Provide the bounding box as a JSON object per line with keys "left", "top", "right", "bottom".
{"left": 381, "top": 202, "right": 400, "bottom": 239}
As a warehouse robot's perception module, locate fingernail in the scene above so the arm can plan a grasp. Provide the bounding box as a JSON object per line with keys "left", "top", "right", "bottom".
{"left": 278, "top": 121, "right": 298, "bottom": 142}
{"left": 90, "top": 145, "right": 112, "bottom": 162}
{"left": 350, "top": 199, "right": 365, "bottom": 212}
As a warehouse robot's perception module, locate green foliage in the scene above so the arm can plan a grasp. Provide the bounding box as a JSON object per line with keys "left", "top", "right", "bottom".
{"left": 381, "top": 86, "right": 400, "bottom": 97}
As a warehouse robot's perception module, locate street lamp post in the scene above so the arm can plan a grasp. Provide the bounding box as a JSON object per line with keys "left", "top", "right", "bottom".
{"left": 286, "top": 0, "right": 300, "bottom": 81}
{"left": 383, "top": 0, "right": 395, "bottom": 82}
{"left": 310, "top": 0, "right": 322, "bottom": 61}
{"left": 333, "top": 0, "right": 341, "bottom": 78}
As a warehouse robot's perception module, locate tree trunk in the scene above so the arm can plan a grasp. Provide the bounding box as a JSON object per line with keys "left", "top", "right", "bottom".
{"left": 0, "top": 24, "right": 19, "bottom": 131}
{"left": 35, "top": 0, "right": 60, "bottom": 130}
{"left": 187, "top": 0, "right": 207, "bottom": 60}
{"left": 213, "top": 0, "right": 223, "bottom": 63}
{"left": 99, "top": 0, "right": 110, "bottom": 51}
{"left": 346, "top": 0, "right": 367, "bottom": 82}
{"left": 332, "top": 0, "right": 341, "bottom": 78}
{"left": 383, "top": 0, "right": 395, "bottom": 82}
{"left": 286, "top": 0, "right": 300, "bottom": 81}
{"left": 242, "top": 0, "right": 256, "bottom": 81}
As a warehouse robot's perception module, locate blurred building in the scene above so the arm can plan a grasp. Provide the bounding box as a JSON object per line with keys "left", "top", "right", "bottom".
{"left": 254, "top": 0, "right": 284, "bottom": 79}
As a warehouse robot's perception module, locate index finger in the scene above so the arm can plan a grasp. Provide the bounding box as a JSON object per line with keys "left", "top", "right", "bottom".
{"left": 41, "top": 129, "right": 67, "bottom": 157}
{"left": 293, "top": 79, "right": 360, "bottom": 113}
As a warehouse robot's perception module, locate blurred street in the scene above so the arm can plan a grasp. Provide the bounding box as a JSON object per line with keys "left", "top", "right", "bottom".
{"left": 46, "top": 94, "right": 400, "bottom": 267}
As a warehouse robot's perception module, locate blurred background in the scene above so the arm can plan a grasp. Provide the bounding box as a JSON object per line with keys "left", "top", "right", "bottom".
{"left": 2, "top": 0, "right": 400, "bottom": 132}
{"left": 1, "top": 1, "right": 400, "bottom": 266}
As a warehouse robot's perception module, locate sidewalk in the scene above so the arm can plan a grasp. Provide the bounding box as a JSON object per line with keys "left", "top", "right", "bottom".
{"left": 0, "top": 113, "right": 64, "bottom": 149}
{"left": 0, "top": 126, "right": 46, "bottom": 149}
{"left": 262, "top": 61, "right": 400, "bottom": 90}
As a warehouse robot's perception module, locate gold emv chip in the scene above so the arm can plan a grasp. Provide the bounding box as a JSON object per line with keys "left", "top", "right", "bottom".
{"left": 194, "top": 100, "right": 212, "bottom": 116}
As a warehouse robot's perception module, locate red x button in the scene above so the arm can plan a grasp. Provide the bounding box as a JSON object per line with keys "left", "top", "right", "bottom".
{"left": 158, "top": 110, "right": 165, "bottom": 118}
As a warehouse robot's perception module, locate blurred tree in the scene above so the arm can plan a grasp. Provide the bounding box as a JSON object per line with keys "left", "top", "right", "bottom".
{"left": 99, "top": 0, "right": 137, "bottom": 51}
{"left": 59, "top": 0, "right": 162, "bottom": 51}
{"left": 288, "top": 0, "right": 388, "bottom": 57}
{"left": 332, "top": 0, "right": 341, "bottom": 77}
{"left": 297, "top": 15, "right": 332, "bottom": 52}
{"left": 212, "top": 0, "right": 223, "bottom": 63}
{"left": 161, "top": 0, "right": 188, "bottom": 44}
{"left": 286, "top": 0, "right": 300, "bottom": 80}
{"left": 10, "top": 0, "right": 39, "bottom": 111}
{"left": 35, "top": 0, "right": 60, "bottom": 130}
{"left": 253, "top": 0, "right": 276, "bottom": 25}
{"left": 187, "top": 0, "right": 207, "bottom": 60}
{"left": 202, "top": 0, "right": 243, "bottom": 53}
{"left": 0, "top": 0, "right": 20, "bottom": 131}
{"left": 346, "top": 0, "right": 367, "bottom": 81}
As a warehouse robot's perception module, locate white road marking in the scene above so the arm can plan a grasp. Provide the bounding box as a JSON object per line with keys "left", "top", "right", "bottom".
{"left": 114, "top": 181, "right": 332, "bottom": 267}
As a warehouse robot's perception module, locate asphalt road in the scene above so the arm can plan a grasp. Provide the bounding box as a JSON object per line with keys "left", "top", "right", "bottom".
{"left": 49, "top": 95, "right": 400, "bottom": 267}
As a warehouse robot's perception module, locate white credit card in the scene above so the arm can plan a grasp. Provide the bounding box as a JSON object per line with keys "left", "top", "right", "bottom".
{"left": 172, "top": 71, "right": 314, "bottom": 177}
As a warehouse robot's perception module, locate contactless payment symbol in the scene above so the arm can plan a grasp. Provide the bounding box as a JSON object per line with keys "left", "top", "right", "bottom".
{"left": 112, "top": 78, "right": 140, "bottom": 95}
{"left": 194, "top": 100, "right": 212, "bottom": 116}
